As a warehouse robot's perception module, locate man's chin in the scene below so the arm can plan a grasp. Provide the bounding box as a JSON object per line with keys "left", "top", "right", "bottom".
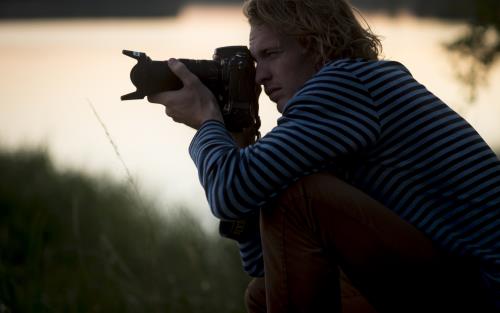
{"left": 271, "top": 95, "right": 289, "bottom": 113}
{"left": 277, "top": 102, "right": 284, "bottom": 113}
{"left": 276, "top": 99, "right": 289, "bottom": 113}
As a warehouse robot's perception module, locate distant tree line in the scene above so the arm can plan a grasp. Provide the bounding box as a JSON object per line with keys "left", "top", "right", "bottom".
{"left": 351, "top": 0, "right": 475, "bottom": 19}
{"left": 0, "top": 0, "right": 488, "bottom": 19}
{"left": 0, "top": 0, "right": 184, "bottom": 18}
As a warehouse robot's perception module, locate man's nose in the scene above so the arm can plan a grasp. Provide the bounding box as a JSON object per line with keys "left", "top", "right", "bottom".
{"left": 254, "top": 63, "right": 270, "bottom": 86}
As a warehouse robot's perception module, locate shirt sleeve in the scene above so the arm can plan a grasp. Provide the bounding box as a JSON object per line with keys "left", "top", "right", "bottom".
{"left": 237, "top": 229, "right": 264, "bottom": 277}
{"left": 189, "top": 68, "right": 381, "bottom": 220}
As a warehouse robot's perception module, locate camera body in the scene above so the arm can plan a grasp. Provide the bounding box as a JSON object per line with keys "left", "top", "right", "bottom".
{"left": 122, "top": 46, "right": 260, "bottom": 132}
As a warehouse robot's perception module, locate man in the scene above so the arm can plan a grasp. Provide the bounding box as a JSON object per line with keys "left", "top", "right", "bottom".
{"left": 148, "top": 0, "right": 500, "bottom": 312}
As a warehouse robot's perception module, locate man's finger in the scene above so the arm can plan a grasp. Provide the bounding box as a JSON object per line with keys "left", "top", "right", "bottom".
{"left": 147, "top": 94, "right": 160, "bottom": 103}
{"left": 168, "top": 58, "right": 198, "bottom": 86}
{"left": 147, "top": 92, "right": 169, "bottom": 104}
{"left": 147, "top": 91, "right": 176, "bottom": 105}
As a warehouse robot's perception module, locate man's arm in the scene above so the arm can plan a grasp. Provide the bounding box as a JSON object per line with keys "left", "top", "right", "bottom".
{"left": 189, "top": 68, "right": 380, "bottom": 220}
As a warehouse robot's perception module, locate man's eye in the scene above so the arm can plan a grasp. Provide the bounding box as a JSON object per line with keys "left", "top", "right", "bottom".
{"left": 264, "top": 49, "right": 280, "bottom": 57}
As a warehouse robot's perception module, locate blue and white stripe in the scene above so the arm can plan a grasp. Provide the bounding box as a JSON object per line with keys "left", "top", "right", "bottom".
{"left": 189, "top": 59, "right": 500, "bottom": 308}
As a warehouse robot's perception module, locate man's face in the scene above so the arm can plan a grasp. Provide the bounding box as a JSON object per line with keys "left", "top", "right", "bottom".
{"left": 249, "top": 23, "right": 318, "bottom": 113}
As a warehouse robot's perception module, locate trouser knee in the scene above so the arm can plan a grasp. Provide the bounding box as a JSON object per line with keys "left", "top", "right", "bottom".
{"left": 260, "top": 172, "right": 345, "bottom": 235}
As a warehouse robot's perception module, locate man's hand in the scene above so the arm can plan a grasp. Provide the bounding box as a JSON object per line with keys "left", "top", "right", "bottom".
{"left": 147, "top": 58, "right": 224, "bottom": 129}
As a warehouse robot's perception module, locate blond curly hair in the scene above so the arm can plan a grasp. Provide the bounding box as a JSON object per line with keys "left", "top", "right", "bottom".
{"left": 243, "top": 0, "right": 382, "bottom": 64}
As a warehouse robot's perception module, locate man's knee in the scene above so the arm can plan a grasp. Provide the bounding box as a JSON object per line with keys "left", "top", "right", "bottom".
{"left": 273, "top": 172, "right": 342, "bottom": 207}
{"left": 267, "top": 172, "right": 351, "bottom": 223}
{"left": 273, "top": 173, "right": 339, "bottom": 207}
{"left": 260, "top": 173, "right": 346, "bottom": 233}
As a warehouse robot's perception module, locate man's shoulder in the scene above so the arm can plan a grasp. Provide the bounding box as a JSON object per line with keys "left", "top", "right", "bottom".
{"left": 321, "top": 58, "right": 412, "bottom": 79}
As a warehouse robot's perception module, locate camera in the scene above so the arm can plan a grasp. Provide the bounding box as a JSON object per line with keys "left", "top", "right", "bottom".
{"left": 121, "top": 46, "right": 261, "bottom": 133}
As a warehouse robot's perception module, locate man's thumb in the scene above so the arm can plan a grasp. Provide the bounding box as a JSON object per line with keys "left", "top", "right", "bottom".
{"left": 168, "top": 58, "right": 197, "bottom": 85}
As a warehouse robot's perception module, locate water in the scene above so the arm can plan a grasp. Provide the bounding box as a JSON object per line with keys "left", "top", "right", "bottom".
{"left": 1, "top": 5, "right": 499, "bottom": 228}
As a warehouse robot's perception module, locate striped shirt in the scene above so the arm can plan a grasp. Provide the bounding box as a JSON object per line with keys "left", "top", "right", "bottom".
{"left": 189, "top": 59, "right": 500, "bottom": 308}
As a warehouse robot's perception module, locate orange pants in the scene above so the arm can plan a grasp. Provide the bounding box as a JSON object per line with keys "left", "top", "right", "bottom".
{"left": 244, "top": 173, "right": 491, "bottom": 313}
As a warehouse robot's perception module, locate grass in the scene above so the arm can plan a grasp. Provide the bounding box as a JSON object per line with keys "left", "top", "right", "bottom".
{"left": 1, "top": 141, "right": 497, "bottom": 313}
{"left": 0, "top": 147, "right": 250, "bottom": 313}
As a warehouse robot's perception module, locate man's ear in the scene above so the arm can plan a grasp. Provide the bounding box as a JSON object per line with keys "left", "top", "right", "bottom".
{"left": 297, "top": 36, "right": 313, "bottom": 53}
{"left": 298, "top": 37, "right": 324, "bottom": 71}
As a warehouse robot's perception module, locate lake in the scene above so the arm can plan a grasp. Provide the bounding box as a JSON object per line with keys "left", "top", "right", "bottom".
{"left": 1, "top": 4, "right": 499, "bottom": 229}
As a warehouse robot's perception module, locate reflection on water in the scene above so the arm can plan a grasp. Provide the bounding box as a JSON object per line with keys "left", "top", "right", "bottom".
{"left": 0, "top": 5, "right": 499, "bottom": 226}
